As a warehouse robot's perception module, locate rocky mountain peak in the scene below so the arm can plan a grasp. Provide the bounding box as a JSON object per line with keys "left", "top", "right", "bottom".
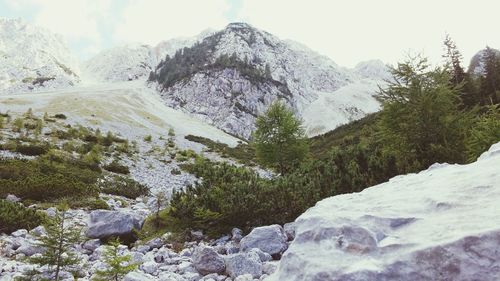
{"left": 149, "top": 23, "right": 383, "bottom": 139}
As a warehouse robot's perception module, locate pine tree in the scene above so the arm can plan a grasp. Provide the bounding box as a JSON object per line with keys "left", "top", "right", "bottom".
{"left": 443, "top": 34, "right": 466, "bottom": 86}
{"left": 92, "top": 238, "right": 137, "bottom": 281}
{"left": 252, "top": 101, "right": 309, "bottom": 174}
{"left": 480, "top": 47, "right": 500, "bottom": 105}
{"left": 466, "top": 105, "right": 500, "bottom": 161}
{"left": 153, "top": 191, "right": 167, "bottom": 228}
{"left": 442, "top": 34, "right": 479, "bottom": 107}
{"left": 27, "top": 204, "right": 82, "bottom": 281}
{"left": 377, "top": 55, "right": 470, "bottom": 170}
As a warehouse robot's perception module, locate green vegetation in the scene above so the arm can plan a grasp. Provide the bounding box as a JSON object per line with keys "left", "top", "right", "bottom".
{"left": 377, "top": 56, "right": 471, "bottom": 171}
{"left": 92, "top": 238, "right": 137, "bottom": 281}
{"left": 26, "top": 205, "right": 81, "bottom": 281}
{"left": 0, "top": 157, "right": 100, "bottom": 202}
{"left": 164, "top": 50, "right": 500, "bottom": 239}
{"left": 185, "top": 135, "right": 255, "bottom": 165}
{"left": 100, "top": 176, "right": 149, "bottom": 199}
{"left": 149, "top": 31, "right": 289, "bottom": 95}
{"left": 103, "top": 160, "right": 130, "bottom": 174}
{"left": 466, "top": 106, "right": 500, "bottom": 161}
{"left": 0, "top": 200, "right": 46, "bottom": 234}
{"left": 252, "top": 101, "right": 309, "bottom": 174}
{"left": 54, "top": 113, "right": 67, "bottom": 120}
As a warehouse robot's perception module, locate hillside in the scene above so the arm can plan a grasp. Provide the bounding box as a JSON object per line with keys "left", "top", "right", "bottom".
{"left": 81, "top": 29, "right": 214, "bottom": 83}
{"left": 149, "top": 23, "right": 386, "bottom": 139}
{"left": 81, "top": 44, "right": 156, "bottom": 82}
{"left": 0, "top": 18, "right": 80, "bottom": 94}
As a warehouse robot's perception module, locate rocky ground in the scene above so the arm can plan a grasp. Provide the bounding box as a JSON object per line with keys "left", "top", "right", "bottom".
{"left": 0, "top": 108, "right": 282, "bottom": 281}
{"left": 0, "top": 203, "right": 292, "bottom": 280}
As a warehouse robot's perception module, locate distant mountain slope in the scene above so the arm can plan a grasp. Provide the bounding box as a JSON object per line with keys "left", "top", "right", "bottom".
{"left": 0, "top": 18, "right": 79, "bottom": 94}
{"left": 149, "top": 23, "right": 387, "bottom": 138}
{"left": 82, "top": 44, "right": 156, "bottom": 82}
{"left": 82, "top": 30, "right": 214, "bottom": 83}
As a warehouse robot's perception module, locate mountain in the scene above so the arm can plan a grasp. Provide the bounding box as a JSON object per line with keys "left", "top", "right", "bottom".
{"left": 149, "top": 22, "right": 387, "bottom": 139}
{"left": 468, "top": 47, "right": 500, "bottom": 76}
{"left": 82, "top": 44, "right": 156, "bottom": 82}
{"left": 82, "top": 30, "right": 214, "bottom": 83}
{"left": 0, "top": 18, "right": 79, "bottom": 94}
{"left": 269, "top": 142, "right": 500, "bottom": 281}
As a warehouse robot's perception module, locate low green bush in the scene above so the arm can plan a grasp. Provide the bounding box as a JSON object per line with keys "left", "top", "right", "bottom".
{"left": 185, "top": 135, "right": 255, "bottom": 165}
{"left": 0, "top": 157, "right": 100, "bottom": 202}
{"left": 69, "top": 198, "right": 110, "bottom": 210}
{"left": 15, "top": 143, "right": 49, "bottom": 156}
{"left": 103, "top": 160, "right": 130, "bottom": 174}
{"left": 54, "top": 113, "right": 67, "bottom": 119}
{"left": 100, "top": 176, "right": 149, "bottom": 199}
{"left": 0, "top": 199, "right": 45, "bottom": 234}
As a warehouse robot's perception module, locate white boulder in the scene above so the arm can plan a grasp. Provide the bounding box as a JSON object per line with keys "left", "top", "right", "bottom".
{"left": 269, "top": 142, "right": 500, "bottom": 281}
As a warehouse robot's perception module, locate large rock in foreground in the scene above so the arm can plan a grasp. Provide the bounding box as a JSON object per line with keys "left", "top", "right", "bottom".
{"left": 240, "top": 225, "right": 288, "bottom": 257}
{"left": 86, "top": 210, "right": 144, "bottom": 243}
{"left": 269, "top": 143, "right": 500, "bottom": 281}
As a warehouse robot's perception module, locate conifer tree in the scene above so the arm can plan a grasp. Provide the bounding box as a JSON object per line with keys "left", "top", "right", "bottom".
{"left": 480, "top": 47, "right": 500, "bottom": 105}
{"left": 252, "top": 101, "right": 309, "bottom": 174}
{"left": 443, "top": 34, "right": 466, "bottom": 86}
{"left": 153, "top": 191, "right": 167, "bottom": 228}
{"left": 27, "top": 204, "right": 82, "bottom": 281}
{"left": 377, "top": 55, "right": 470, "bottom": 170}
{"left": 92, "top": 238, "right": 137, "bottom": 281}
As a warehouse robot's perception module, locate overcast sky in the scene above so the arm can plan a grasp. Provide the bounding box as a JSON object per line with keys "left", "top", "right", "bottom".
{"left": 1, "top": 0, "right": 499, "bottom": 67}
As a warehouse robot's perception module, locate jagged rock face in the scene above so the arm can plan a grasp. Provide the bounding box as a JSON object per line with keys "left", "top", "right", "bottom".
{"left": 82, "top": 44, "right": 156, "bottom": 82}
{"left": 158, "top": 68, "right": 291, "bottom": 139}
{"left": 268, "top": 142, "right": 500, "bottom": 281}
{"left": 151, "top": 23, "right": 384, "bottom": 139}
{"left": 211, "top": 23, "right": 354, "bottom": 106}
{"left": 468, "top": 47, "right": 500, "bottom": 76}
{"left": 0, "top": 18, "right": 79, "bottom": 94}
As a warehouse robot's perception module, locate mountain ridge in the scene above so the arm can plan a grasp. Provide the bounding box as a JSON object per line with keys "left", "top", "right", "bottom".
{"left": 148, "top": 22, "right": 387, "bottom": 138}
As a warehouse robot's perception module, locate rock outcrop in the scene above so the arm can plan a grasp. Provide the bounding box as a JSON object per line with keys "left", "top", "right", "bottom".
{"left": 85, "top": 210, "right": 144, "bottom": 242}
{"left": 269, "top": 142, "right": 500, "bottom": 281}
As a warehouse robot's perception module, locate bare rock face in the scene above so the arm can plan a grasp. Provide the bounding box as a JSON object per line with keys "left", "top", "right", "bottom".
{"left": 269, "top": 142, "right": 500, "bottom": 281}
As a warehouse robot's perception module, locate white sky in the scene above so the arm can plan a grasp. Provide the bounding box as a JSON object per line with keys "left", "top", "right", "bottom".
{"left": 1, "top": 0, "right": 500, "bottom": 67}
